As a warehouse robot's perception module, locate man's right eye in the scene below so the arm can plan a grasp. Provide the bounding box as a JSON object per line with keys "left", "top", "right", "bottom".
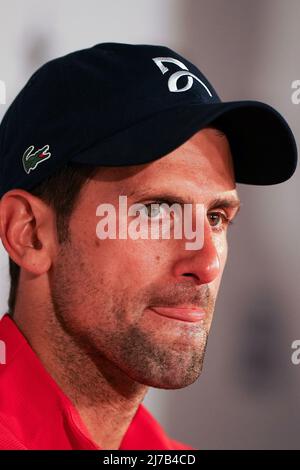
{"left": 140, "top": 202, "right": 169, "bottom": 219}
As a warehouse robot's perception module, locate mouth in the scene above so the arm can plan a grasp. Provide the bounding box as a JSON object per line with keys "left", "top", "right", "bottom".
{"left": 149, "top": 306, "right": 206, "bottom": 323}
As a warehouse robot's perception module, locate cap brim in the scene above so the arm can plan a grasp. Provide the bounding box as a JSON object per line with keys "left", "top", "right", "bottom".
{"left": 72, "top": 100, "right": 297, "bottom": 185}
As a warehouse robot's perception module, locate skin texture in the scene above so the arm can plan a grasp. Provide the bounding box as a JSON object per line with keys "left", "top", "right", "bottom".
{"left": 0, "top": 128, "right": 240, "bottom": 449}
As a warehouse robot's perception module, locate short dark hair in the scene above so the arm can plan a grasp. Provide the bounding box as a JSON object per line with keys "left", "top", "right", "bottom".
{"left": 7, "top": 163, "right": 98, "bottom": 316}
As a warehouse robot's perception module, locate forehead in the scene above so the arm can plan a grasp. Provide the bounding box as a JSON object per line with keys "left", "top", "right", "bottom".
{"left": 91, "top": 128, "right": 237, "bottom": 201}
{"left": 145, "top": 127, "right": 235, "bottom": 188}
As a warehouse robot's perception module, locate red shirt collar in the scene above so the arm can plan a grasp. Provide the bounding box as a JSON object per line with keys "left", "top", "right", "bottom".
{"left": 0, "top": 314, "right": 192, "bottom": 450}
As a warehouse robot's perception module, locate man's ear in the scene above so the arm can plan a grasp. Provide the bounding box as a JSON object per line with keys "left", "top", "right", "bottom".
{"left": 0, "top": 189, "right": 56, "bottom": 275}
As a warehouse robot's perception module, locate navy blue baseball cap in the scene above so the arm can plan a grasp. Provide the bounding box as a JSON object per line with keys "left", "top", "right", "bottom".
{"left": 0, "top": 42, "right": 297, "bottom": 197}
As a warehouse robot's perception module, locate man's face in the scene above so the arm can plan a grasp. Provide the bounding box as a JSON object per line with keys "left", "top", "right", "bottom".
{"left": 50, "top": 128, "right": 240, "bottom": 389}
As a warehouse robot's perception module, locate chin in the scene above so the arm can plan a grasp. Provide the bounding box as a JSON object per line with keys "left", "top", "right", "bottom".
{"left": 127, "top": 364, "right": 204, "bottom": 390}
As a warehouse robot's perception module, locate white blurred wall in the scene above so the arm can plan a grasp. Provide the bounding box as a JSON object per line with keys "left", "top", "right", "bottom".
{"left": 0, "top": 0, "right": 300, "bottom": 449}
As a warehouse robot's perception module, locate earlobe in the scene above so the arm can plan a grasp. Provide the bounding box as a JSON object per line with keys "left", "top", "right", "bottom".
{"left": 21, "top": 246, "right": 52, "bottom": 275}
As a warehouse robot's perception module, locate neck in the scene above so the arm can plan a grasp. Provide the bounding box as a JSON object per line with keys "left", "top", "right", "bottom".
{"left": 13, "top": 299, "right": 148, "bottom": 450}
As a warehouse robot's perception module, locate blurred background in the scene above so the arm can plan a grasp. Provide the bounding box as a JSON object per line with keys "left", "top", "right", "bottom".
{"left": 0, "top": 0, "right": 300, "bottom": 450}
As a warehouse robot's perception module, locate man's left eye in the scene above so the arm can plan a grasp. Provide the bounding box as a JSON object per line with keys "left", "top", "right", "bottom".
{"left": 208, "top": 212, "right": 231, "bottom": 229}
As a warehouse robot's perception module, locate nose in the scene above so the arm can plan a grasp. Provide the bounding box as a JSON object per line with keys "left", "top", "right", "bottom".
{"left": 172, "top": 219, "right": 221, "bottom": 285}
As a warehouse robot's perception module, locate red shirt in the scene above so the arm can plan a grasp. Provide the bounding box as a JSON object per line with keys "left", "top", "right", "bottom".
{"left": 0, "top": 314, "right": 193, "bottom": 450}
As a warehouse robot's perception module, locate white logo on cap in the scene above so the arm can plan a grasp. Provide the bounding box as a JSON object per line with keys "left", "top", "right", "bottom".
{"left": 152, "top": 57, "right": 212, "bottom": 96}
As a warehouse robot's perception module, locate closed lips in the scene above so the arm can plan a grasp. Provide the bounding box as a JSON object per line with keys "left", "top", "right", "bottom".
{"left": 149, "top": 306, "right": 206, "bottom": 322}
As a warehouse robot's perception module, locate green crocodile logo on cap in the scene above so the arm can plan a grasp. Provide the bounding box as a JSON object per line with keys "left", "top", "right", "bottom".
{"left": 22, "top": 144, "right": 51, "bottom": 174}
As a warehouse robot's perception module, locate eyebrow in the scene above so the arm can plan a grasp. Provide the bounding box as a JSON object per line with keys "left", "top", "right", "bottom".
{"left": 208, "top": 196, "right": 241, "bottom": 213}
{"left": 126, "top": 188, "right": 241, "bottom": 213}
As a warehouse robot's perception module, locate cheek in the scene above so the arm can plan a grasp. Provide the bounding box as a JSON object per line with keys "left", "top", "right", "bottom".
{"left": 211, "top": 233, "right": 228, "bottom": 291}
{"left": 213, "top": 231, "right": 228, "bottom": 265}
{"left": 92, "top": 236, "right": 162, "bottom": 286}
{"left": 120, "top": 239, "right": 168, "bottom": 280}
